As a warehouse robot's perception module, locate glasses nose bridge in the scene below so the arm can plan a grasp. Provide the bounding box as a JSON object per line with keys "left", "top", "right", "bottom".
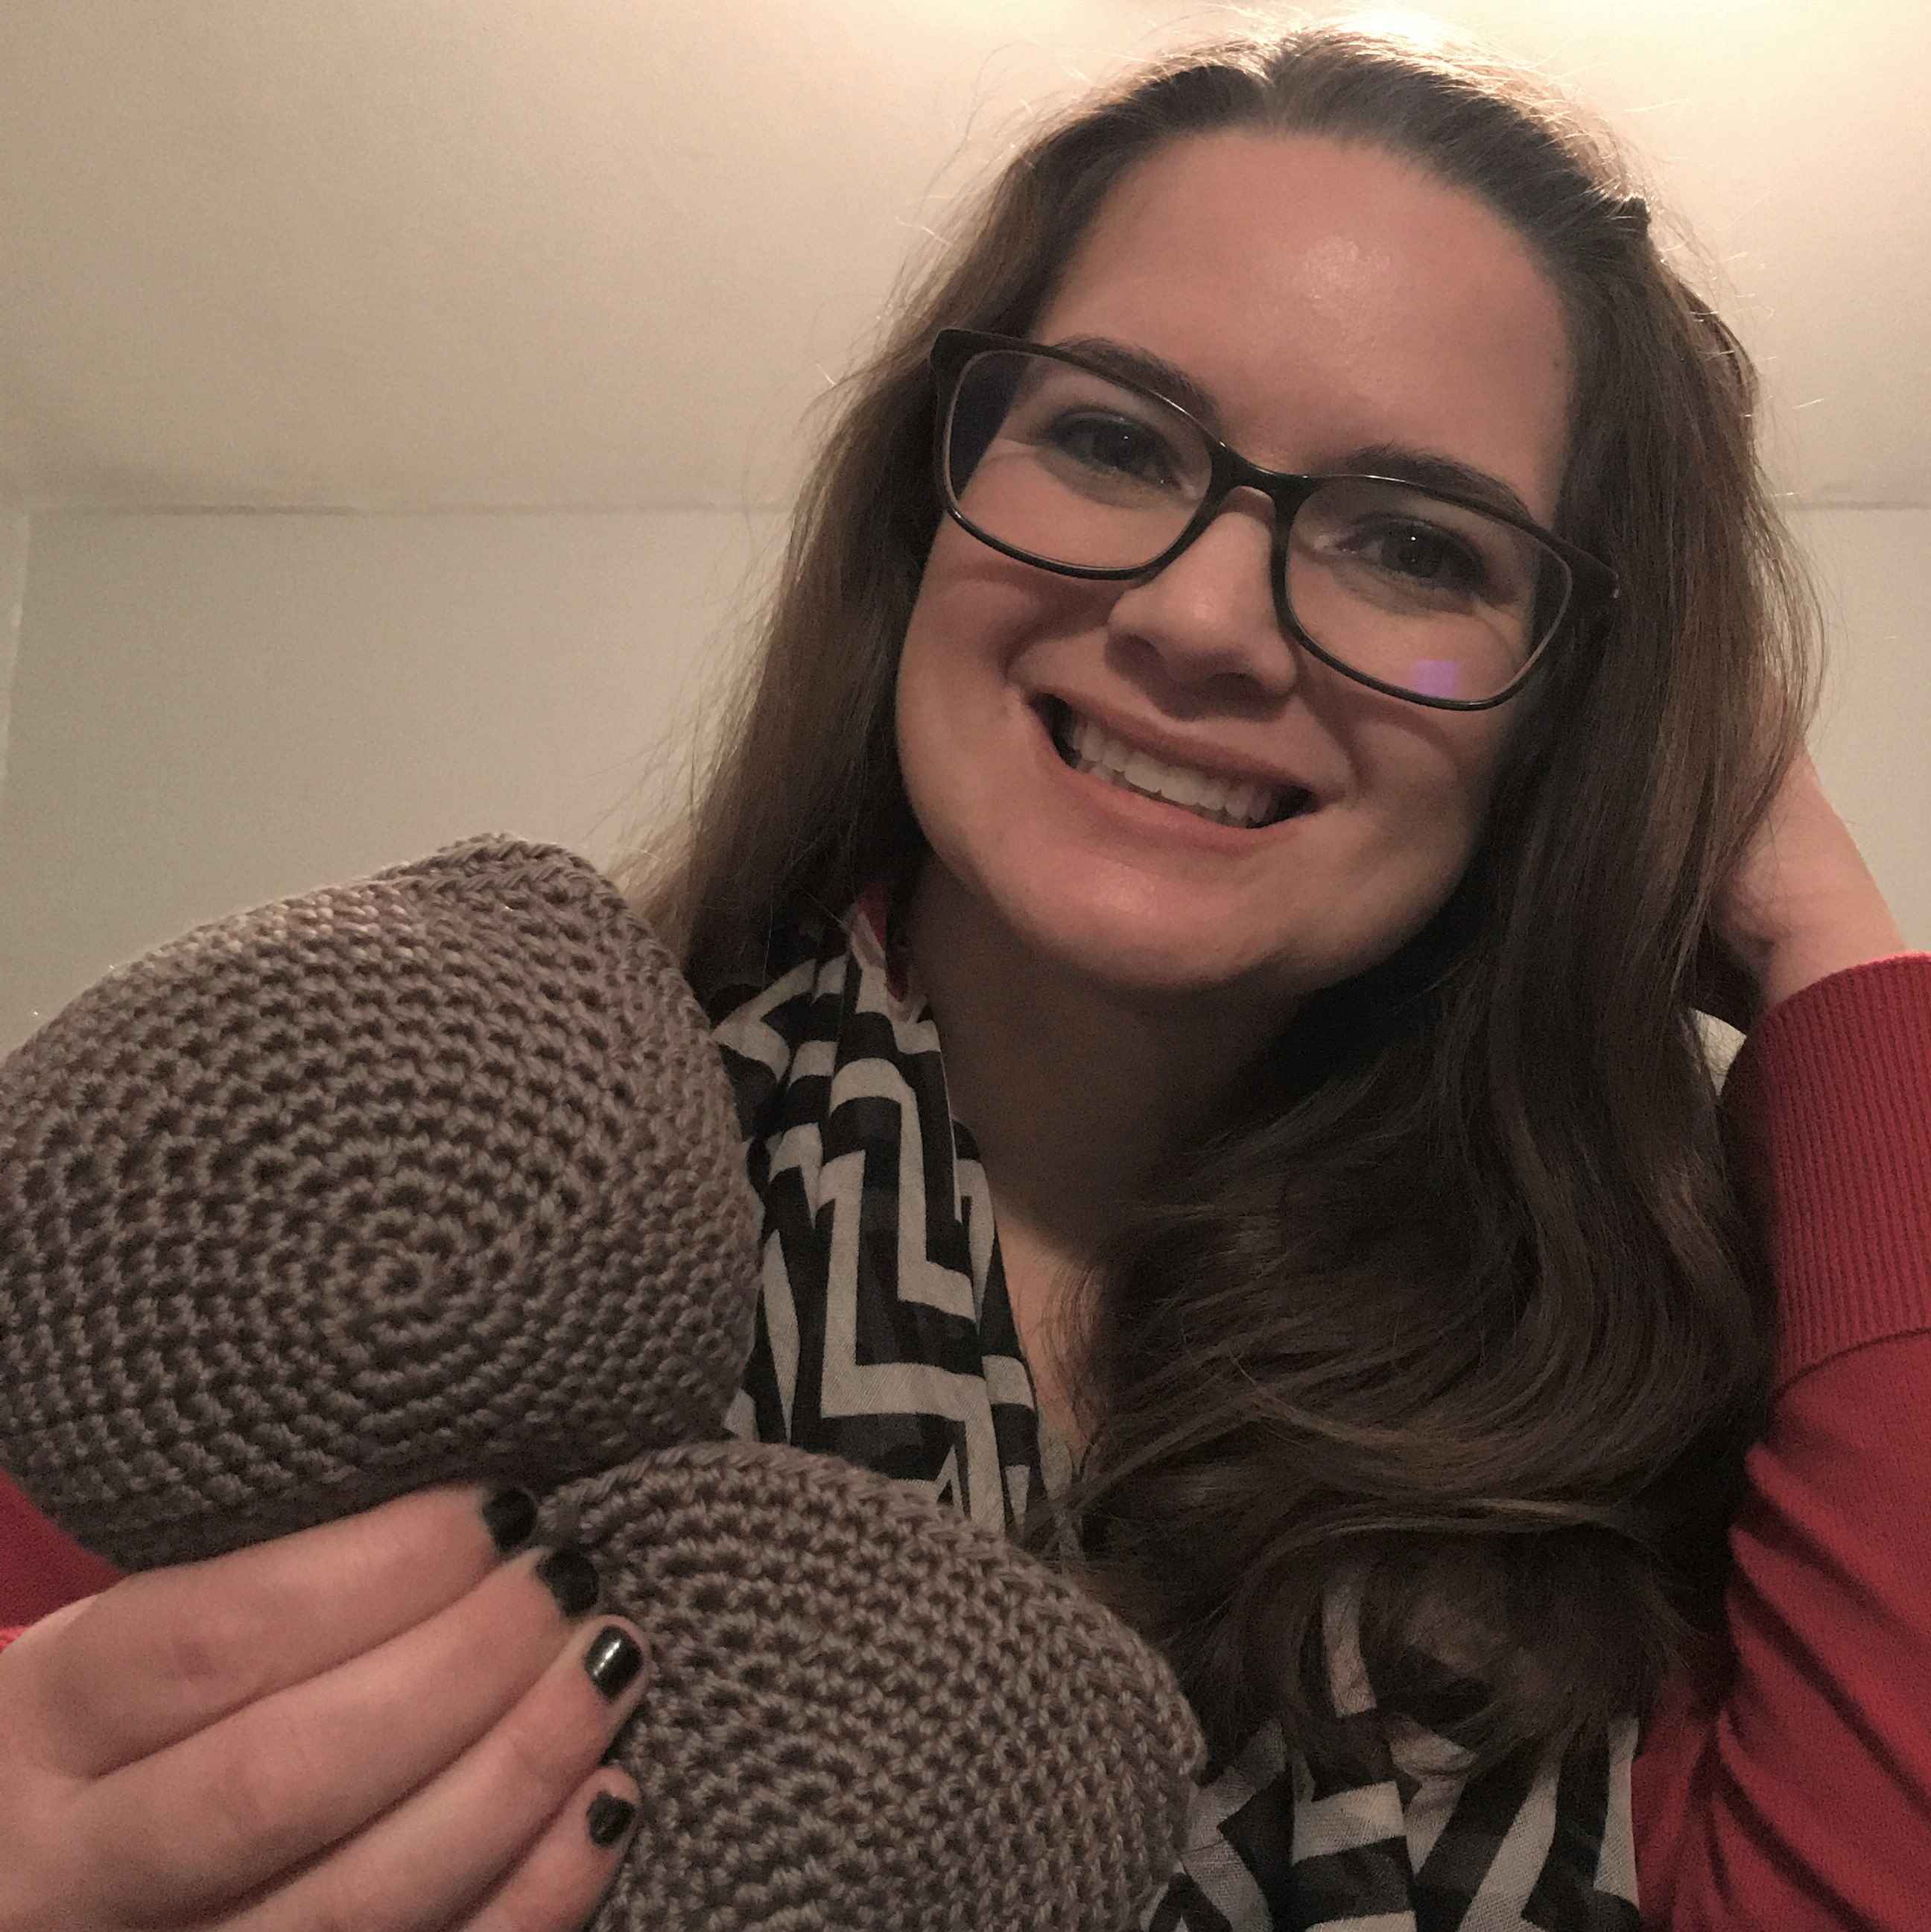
{"left": 1139, "top": 440, "right": 1316, "bottom": 646}
{"left": 1196, "top": 440, "right": 1322, "bottom": 549}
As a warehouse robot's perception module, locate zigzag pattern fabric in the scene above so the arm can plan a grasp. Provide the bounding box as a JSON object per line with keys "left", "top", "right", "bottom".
{"left": 706, "top": 896, "right": 1643, "bottom": 1932}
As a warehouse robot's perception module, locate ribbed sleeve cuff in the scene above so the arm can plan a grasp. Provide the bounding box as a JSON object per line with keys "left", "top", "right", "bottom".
{"left": 1725, "top": 953, "right": 1931, "bottom": 1390}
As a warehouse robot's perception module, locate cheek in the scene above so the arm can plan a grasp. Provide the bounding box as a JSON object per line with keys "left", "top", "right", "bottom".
{"left": 893, "top": 539, "right": 1103, "bottom": 805}
{"left": 892, "top": 575, "right": 1005, "bottom": 843}
{"left": 1352, "top": 716, "right": 1513, "bottom": 897}
{"left": 905, "top": 516, "right": 1113, "bottom": 662}
{"left": 895, "top": 567, "right": 984, "bottom": 763}
{"left": 893, "top": 550, "right": 965, "bottom": 784}
{"left": 892, "top": 627, "right": 944, "bottom": 811}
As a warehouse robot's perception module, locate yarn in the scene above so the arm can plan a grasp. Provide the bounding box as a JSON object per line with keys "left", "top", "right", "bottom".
{"left": 0, "top": 839, "right": 1202, "bottom": 1931}
{"left": 0, "top": 837, "right": 759, "bottom": 1564}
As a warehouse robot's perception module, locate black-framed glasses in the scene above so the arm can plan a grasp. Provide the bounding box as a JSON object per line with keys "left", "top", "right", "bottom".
{"left": 929, "top": 329, "right": 1618, "bottom": 711}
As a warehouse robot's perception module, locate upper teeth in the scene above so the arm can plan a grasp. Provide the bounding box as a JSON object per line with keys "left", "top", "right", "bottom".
{"left": 1059, "top": 712, "right": 1287, "bottom": 827}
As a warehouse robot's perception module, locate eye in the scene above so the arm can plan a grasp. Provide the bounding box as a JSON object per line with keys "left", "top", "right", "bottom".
{"left": 1350, "top": 519, "right": 1490, "bottom": 595}
{"left": 1046, "top": 410, "right": 1185, "bottom": 490}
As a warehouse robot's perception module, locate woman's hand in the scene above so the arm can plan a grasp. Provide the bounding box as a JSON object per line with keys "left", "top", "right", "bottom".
{"left": 0, "top": 1486, "right": 648, "bottom": 1932}
{"left": 1706, "top": 750, "right": 1906, "bottom": 1028}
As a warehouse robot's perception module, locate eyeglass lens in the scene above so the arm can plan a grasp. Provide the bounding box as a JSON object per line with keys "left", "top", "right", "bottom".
{"left": 944, "top": 348, "right": 1573, "bottom": 704}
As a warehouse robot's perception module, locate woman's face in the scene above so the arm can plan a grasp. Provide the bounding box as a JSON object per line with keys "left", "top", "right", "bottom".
{"left": 895, "top": 132, "right": 1574, "bottom": 1016}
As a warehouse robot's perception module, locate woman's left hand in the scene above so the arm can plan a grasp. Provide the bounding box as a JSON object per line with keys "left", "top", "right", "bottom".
{"left": 1706, "top": 750, "right": 1906, "bottom": 1028}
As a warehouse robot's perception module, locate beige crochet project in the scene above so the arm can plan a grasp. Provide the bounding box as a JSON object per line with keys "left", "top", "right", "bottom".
{"left": 0, "top": 838, "right": 1202, "bottom": 1932}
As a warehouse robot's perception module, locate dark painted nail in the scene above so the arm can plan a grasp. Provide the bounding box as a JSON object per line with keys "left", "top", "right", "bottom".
{"left": 587, "top": 1791, "right": 637, "bottom": 1848}
{"left": 535, "top": 1546, "right": 600, "bottom": 1618}
{"left": 584, "top": 1625, "right": 645, "bottom": 1700}
{"left": 481, "top": 1486, "right": 537, "bottom": 1555}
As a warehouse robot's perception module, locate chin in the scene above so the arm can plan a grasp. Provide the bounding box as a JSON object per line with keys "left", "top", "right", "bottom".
{"left": 1000, "top": 889, "right": 1326, "bottom": 1010}
{"left": 1041, "top": 867, "right": 1465, "bottom": 1012}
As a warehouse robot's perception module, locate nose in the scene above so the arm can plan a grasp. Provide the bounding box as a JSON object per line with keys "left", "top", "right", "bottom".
{"left": 1104, "top": 490, "right": 1301, "bottom": 699}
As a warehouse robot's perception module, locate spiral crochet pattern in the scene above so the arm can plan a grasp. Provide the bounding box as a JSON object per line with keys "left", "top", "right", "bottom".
{"left": 0, "top": 838, "right": 761, "bottom": 1567}
{"left": 0, "top": 838, "right": 1205, "bottom": 1930}
{"left": 551, "top": 1442, "right": 1205, "bottom": 1932}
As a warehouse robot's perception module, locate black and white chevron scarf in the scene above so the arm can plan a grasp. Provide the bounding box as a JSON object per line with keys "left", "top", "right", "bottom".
{"left": 704, "top": 896, "right": 1641, "bottom": 1932}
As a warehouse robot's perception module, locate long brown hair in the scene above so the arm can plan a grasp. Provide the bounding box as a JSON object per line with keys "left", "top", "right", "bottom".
{"left": 620, "top": 22, "right": 1819, "bottom": 1764}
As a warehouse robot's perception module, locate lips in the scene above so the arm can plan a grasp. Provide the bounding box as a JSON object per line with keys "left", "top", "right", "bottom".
{"left": 1042, "top": 700, "right": 1314, "bottom": 829}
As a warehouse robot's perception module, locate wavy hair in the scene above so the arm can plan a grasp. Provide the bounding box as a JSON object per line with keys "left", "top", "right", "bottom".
{"left": 621, "top": 22, "right": 1819, "bottom": 1764}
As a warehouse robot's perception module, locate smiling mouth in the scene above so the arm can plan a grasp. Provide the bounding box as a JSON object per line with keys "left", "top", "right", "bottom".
{"left": 1043, "top": 700, "right": 1313, "bottom": 829}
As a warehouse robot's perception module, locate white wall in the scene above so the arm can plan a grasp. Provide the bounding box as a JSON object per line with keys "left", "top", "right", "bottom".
{"left": 0, "top": 510, "right": 779, "bottom": 1050}
{"left": 0, "top": 504, "right": 1924, "bottom": 1057}
{"left": 0, "top": 516, "right": 26, "bottom": 808}
{"left": 1798, "top": 507, "right": 1931, "bottom": 931}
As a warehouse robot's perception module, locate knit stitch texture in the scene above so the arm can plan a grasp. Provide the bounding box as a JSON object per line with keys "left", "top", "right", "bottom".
{"left": 550, "top": 1442, "right": 1202, "bottom": 1932}
{"left": 0, "top": 838, "right": 1204, "bottom": 1931}
{"left": 0, "top": 837, "right": 759, "bottom": 1563}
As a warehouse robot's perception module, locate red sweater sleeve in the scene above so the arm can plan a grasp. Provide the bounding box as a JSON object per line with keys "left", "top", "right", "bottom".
{"left": 1634, "top": 954, "right": 1931, "bottom": 1928}
{"left": 0, "top": 1463, "right": 120, "bottom": 1652}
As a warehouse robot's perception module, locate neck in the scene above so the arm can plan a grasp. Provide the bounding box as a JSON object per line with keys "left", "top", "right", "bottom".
{"left": 904, "top": 860, "right": 1290, "bottom": 1263}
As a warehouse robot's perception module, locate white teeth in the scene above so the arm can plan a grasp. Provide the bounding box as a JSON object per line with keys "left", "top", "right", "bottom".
{"left": 1052, "top": 709, "right": 1287, "bottom": 827}
{"left": 1165, "top": 766, "right": 1205, "bottom": 808}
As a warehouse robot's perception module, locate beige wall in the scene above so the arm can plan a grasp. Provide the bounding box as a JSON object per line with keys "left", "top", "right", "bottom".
{"left": 0, "top": 510, "right": 778, "bottom": 1049}
{"left": 0, "top": 517, "right": 25, "bottom": 805}
{"left": 1799, "top": 507, "right": 1931, "bottom": 929}
{"left": 1, "top": 504, "right": 1924, "bottom": 1055}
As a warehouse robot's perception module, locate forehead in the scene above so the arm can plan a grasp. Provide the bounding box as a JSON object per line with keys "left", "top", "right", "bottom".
{"left": 1034, "top": 132, "right": 1574, "bottom": 522}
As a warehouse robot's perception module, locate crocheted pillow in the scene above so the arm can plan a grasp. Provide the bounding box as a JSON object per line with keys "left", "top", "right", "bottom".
{"left": 0, "top": 840, "right": 1203, "bottom": 1931}
{"left": 552, "top": 1442, "right": 1201, "bottom": 1932}
{"left": 0, "top": 837, "right": 760, "bottom": 1565}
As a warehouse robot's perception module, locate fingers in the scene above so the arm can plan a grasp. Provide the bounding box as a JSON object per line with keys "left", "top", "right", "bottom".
{"left": 223, "top": 1617, "right": 653, "bottom": 1932}
{"left": 86, "top": 1543, "right": 601, "bottom": 1919}
{"left": 461, "top": 1773, "right": 643, "bottom": 1932}
{"left": 23, "top": 1485, "right": 525, "bottom": 1781}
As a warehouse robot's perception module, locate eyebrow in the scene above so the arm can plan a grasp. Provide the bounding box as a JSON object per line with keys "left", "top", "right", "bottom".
{"left": 1043, "top": 333, "right": 1544, "bottom": 528}
{"left": 1047, "top": 335, "right": 1225, "bottom": 430}
{"left": 1339, "top": 445, "right": 1539, "bottom": 527}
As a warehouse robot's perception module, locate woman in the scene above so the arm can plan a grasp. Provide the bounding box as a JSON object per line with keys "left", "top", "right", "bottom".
{"left": 2, "top": 22, "right": 1925, "bottom": 1932}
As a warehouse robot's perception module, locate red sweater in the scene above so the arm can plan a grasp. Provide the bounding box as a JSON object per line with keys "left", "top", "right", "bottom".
{"left": 5, "top": 955, "right": 1929, "bottom": 1928}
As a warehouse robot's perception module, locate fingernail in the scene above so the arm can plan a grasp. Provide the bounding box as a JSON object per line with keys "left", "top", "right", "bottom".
{"left": 481, "top": 1486, "right": 538, "bottom": 1555}
{"left": 535, "top": 1546, "right": 600, "bottom": 1617}
{"left": 583, "top": 1624, "right": 645, "bottom": 1700}
{"left": 586, "top": 1791, "right": 637, "bottom": 1848}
